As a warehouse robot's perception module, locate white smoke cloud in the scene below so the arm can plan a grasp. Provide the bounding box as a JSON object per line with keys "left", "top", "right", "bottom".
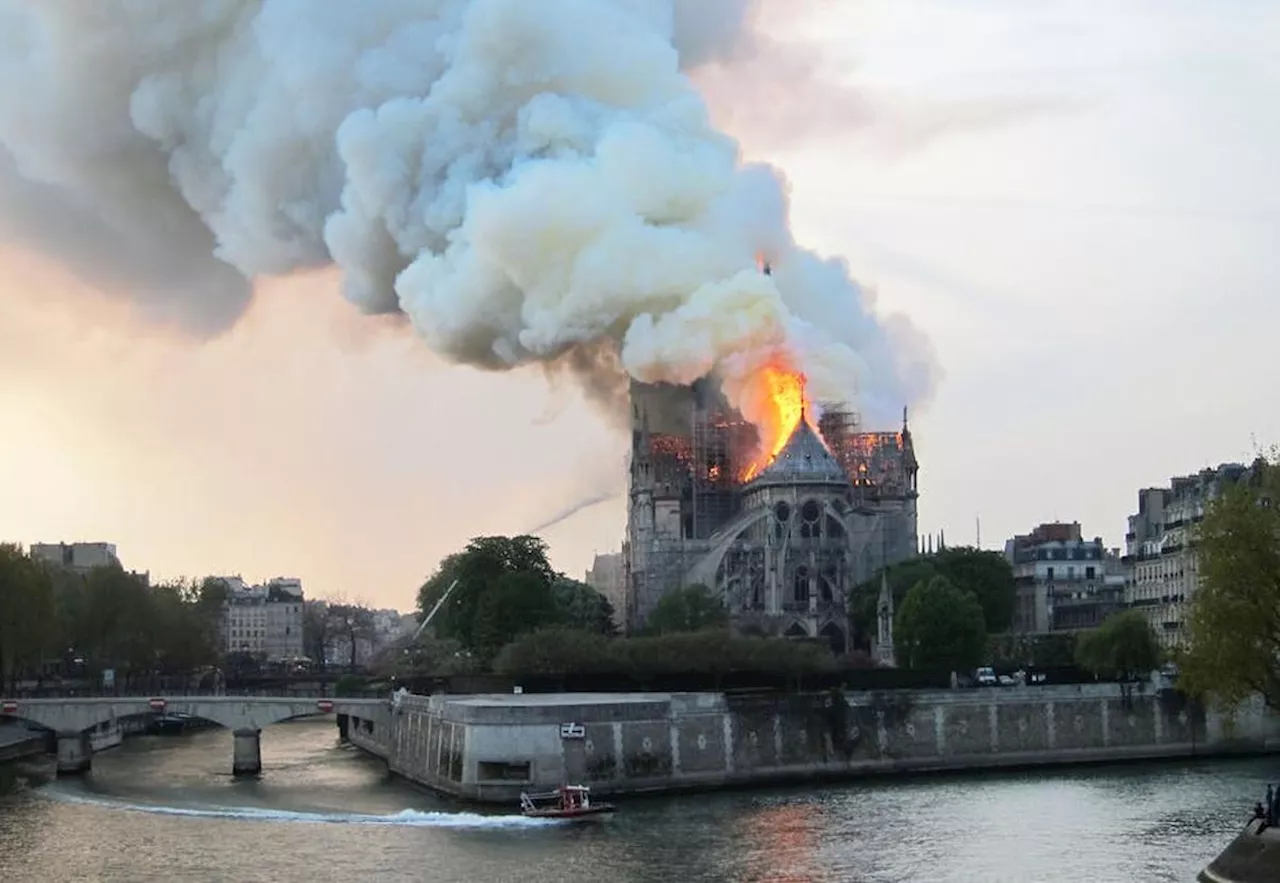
{"left": 0, "top": 0, "right": 938, "bottom": 427}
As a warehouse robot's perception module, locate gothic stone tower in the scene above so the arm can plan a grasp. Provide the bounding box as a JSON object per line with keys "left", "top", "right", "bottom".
{"left": 625, "top": 382, "right": 919, "bottom": 652}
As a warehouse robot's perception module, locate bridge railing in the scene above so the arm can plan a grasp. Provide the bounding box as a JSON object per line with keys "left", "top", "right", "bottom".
{"left": 3, "top": 686, "right": 389, "bottom": 700}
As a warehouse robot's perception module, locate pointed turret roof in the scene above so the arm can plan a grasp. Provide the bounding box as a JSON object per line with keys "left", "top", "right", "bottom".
{"left": 747, "top": 417, "right": 849, "bottom": 488}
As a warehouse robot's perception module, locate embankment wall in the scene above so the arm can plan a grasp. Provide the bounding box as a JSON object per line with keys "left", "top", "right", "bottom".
{"left": 381, "top": 684, "right": 1280, "bottom": 804}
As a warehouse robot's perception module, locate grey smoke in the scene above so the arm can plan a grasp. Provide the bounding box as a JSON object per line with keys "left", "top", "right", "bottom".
{"left": 0, "top": 0, "right": 940, "bottom": 428}
{"left": 0, "top": 145, "right": 250, "bottom": 334}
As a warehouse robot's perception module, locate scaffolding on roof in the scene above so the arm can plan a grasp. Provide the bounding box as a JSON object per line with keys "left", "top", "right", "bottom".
{"left": 818, "top": 405, "right": 912, "bottom": 500}
{"left": 690, "top": 407, "right": 754, "bottom": 539}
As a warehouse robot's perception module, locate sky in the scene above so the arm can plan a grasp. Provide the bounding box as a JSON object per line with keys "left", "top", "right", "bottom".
{"left": 1, "top": 0, "right": 1277, "bottom": 612}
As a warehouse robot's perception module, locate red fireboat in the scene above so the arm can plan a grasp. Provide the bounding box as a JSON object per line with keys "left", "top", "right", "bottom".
{"left": 519, "top": 785, "right": 616, "bottom": 821}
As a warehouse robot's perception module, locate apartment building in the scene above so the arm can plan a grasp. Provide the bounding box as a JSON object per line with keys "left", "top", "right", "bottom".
{"left": 30, "top": 541, "right": 120, "bottom": 571}
{"left": 30, "top": 541, "right": 151, "bottom": 585}
{"left": 1124, "top": 462, "right": 1254, "bottom": 649}
{"left": 220, "top": 576, "right": 305, "bottom": 661}
{"left": 1005, "top": 522, "right": 1125, "bottom": 633}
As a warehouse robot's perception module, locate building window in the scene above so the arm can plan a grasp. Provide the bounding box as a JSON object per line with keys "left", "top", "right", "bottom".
{"left": 477, "top": 761, "right": 532, "bottom": 782}
{"left": 794, "top": 566, "right": 810, "bottom": 604}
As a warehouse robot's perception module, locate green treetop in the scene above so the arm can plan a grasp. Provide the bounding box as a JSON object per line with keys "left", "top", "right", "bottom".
{"left": 894, "top": 574, "right": 987, "bottom": 672}
{"left": 1178, "top": 453, "right": 1280, "bottom": 710}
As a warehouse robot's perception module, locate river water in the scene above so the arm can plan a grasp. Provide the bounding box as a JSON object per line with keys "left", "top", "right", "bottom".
{"left": 0, "top": 718, "right": 1267, "bottom": 882}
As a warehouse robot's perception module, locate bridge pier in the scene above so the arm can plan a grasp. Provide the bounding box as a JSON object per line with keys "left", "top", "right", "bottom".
{"left": 56, "top": 731, "right": 92, "bottom": 776}
{"left": 337, "top": 713, "right": 349, "bottom": 742}
{"left": 232, "top": 728, "right": 261, "bottom": 776}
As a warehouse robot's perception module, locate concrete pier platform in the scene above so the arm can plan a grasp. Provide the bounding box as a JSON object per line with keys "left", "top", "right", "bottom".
{"left": 376, "top": 685, "right": 1280, "bottom": 805}
{"left": 1199, "top": 820, "right": 1280, "bottom": 883}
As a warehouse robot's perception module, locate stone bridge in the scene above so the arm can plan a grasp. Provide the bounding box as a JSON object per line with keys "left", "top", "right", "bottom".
{"left": 0, "top": 695, "right": 390, "bottom": 776}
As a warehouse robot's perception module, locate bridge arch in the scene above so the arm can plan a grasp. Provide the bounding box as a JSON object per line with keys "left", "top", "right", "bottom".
{"left": 1, "top": 695, "right": 390, "bottom": 776}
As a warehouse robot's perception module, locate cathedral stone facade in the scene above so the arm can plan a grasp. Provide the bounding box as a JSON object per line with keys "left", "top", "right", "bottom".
{"left": 623, "top": 379, "right": 919, "bottom": 657}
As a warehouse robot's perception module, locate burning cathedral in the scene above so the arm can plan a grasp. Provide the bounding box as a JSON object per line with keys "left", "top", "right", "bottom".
{"left": 623, "top": 371, "right": 919, "bottom": 658}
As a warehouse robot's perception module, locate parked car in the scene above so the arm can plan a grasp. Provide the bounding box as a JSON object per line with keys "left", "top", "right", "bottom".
{"left": 975, "top": 666, "right": 998, "bottom": 687}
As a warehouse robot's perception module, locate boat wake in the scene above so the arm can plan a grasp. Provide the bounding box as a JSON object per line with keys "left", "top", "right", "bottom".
{"left": 37, "top": 786, "right": 563, "bottom": 828}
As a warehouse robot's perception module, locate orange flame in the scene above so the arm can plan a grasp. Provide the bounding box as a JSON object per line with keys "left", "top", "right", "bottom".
{"left": 755, "top": 251, "right": 771, "bottom": 275}
{"left": 741, "top": 359, "right": 814, "bottom": 481}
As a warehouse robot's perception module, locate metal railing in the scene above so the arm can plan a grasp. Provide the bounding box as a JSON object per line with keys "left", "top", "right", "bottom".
{"left": 3, "top": 685, "right": 388, "bottom": 700}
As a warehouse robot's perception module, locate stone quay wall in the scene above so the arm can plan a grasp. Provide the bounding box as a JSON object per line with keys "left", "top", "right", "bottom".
{"left": 381, "top": 684, "right": 1280, "bottom": 804}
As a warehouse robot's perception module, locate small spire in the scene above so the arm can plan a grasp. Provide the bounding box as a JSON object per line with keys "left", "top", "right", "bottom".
{"left": 903, "top": 405, "right": 909, "bottom": 430}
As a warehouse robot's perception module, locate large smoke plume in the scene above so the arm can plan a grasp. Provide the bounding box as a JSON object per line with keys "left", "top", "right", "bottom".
{"left": 0, "top": 0, "right": 937, "bottom": 429}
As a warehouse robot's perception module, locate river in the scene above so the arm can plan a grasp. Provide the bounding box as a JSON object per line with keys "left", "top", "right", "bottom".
{"left": 0, "top": 718, "right": 1267, "bottom": 882}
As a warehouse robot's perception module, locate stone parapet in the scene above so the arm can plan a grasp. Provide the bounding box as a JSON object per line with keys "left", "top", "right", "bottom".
{"left": 378, "top": 684, "right": 1280, "bottom": 804}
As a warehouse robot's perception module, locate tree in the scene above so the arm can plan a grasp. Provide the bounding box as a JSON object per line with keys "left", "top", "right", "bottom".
{"left": 416, "top": 535, "right": 562, "bottom": 657}
{"left": 491, "top": 627, "right": 837, "bottom": 680}
{"left": 849, "top": 547, "right": 1015, "bottom": 648}
{"left": 468, "top": 571, "right": 559, "bottom": 656}
{"left": 644, "top": 584, "right": 729, "bottom": 635}
{"left": 0, "top": 551, "right": 232, "bottom": 686}
{"left": 0, "top": 544, "right": 57, "bottom": 689}
{"left": 491, "top": 627, "right": 614, "bottom": 677}
{"left": 47, "top": 565, "right": 88, "bottom": 662}
{"left": 149, "top": 580, "right": 220, "bottom": 674}
{"left": 931, "top": 547, "right": 1016, "bottom": 633}
{"left": 1178, "top": 454, "right": 1280, "bottom": 710}
{"left": 81, "top": 564, "right": 155, "bottom": 678}
{"left": 302, "top": 600, "right": 330, "bottom": 667}
{"left": 989, "top": 632, "right": 1076, "bottom": 669}
{"left": 849, "top": 557, "right": 937, "bottom": 645}
{"left": 894, "top": 575, "right": 986, "bottom": 672}
{"left": 1075, "top": 610, "right": 1161, "bottom": 681}
{"left": 379, "top": 636, "right": 479, "bottom": 679}
{"left": 551, "top": 578, "right": 618, "bottom": 636}
{"left": 326, "top": 602, "right": 376, "bottom": 672}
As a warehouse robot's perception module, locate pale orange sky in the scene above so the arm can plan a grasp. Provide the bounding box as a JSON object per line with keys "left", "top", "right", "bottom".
{"left": 2, "top": 1, "right": 1278, "bottom": 612}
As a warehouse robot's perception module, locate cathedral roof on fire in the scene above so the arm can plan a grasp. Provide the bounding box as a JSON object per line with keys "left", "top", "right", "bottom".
{"left": 746, "top": 418, "right": 849, "bottom": 489}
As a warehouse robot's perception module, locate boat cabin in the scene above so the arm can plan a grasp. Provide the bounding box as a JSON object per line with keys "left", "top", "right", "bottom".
{"left": 520, "top": 784, "right": 596, "bottom": 814}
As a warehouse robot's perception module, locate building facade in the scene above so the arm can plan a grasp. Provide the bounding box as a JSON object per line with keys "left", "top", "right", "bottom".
{"left": 1004, "top": 522, "right": 1125, "bottom": 633}
{"left": 584, "top": 552, "right": 626, "bottom": 630}
{"left": 1124, "top": 462, "right": 1256, "bottom": 649}
{"left": 220, "top": 577, "right": 305, "bottom": 662}
{"left": 30, "top": 541, "right": 151, "bottom": 585}
{"left": 319, "top": 605, "right": 415, "bottom": 669}
{"left": 624, "top": 379, "right": 919, "bottom": 655}
{"left": 30, "top": 541, "right": 120, "bottom": 572}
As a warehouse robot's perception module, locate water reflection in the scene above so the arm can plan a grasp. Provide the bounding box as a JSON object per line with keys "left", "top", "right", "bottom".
{"left": 736, "top": 798, "right": 828, "bottom": 883}
{"left": 0, "top": 721, "right": 1265, "bottom": 883}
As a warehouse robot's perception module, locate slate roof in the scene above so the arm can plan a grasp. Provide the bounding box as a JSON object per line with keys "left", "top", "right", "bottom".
{"left": 746, "top": 418, "right": 849, "bottom": 488}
